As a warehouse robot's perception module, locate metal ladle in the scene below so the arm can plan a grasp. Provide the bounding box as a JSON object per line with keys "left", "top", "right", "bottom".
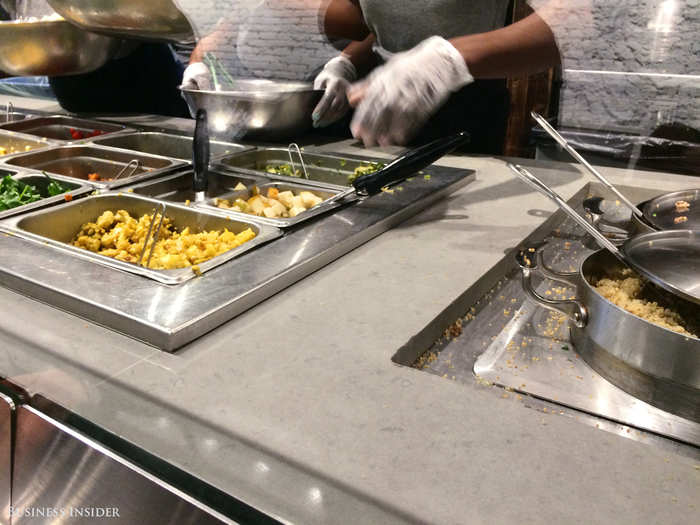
{"left": 531, "top": 111, "right": 644, "bottom": 218}
{"left": 507, "top": 163, "right": 700, "bottom": 305}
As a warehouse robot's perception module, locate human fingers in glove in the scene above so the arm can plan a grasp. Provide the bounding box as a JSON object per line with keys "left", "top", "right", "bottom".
{"left": 312, "top": 35, "right": 377, "bottom": 129}
{"left": 181, "top": 62, "right": 213, "bottom": 91}
{"left": 347, "top": 13, "right": 560, "bottom": 147}
{"left": 348, "top": 36, "right": 471, "bottom": 147}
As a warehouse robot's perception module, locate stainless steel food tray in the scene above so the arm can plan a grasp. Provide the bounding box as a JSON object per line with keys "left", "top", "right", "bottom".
{"left": 0, "top": 193, "right": 281, "bottom": 285}
{"left": 91, "top": 131, "right": 253, "bottom": 162}
{"left": 0, "top": 163, "right": 474, "bottom": 350}
{"left": 129, "top": 170, "right": 344, "bottom": 228}
{"left": 0, "top": 170, "right": 93, "bottom": 220}
{"left": 205, "top": 180, "right": 341, "bottom": 228}
{"left": 0, "top": 130, "right": 53, "bottom": 157}
{"left": 0, "top": 116, "right": 131, "bottom": 143}
{"left": 0, "top": 112, "right": 30, "bottom": 125}
{"left": 2, "top": 144, "right": 185, "bottom": 189}
{"left": 126, "top": 169, "right": 260, "bottom": 203}
{"left": 215, "top": 148, "right": 387, "bottom": 188}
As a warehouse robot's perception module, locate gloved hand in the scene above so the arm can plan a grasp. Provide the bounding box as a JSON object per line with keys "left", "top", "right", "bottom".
{"left": 348, "top": 36, "right": 473, "bottom": 147}
{"left": 181, "top": 62, "right": 213, "bottom": 91}
{"left": 312, "top": 55, "right": 357, "bottom": 128}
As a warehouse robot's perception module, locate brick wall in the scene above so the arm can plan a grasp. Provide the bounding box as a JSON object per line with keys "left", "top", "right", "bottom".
{"left": 174, "top": 0, "right": 339, "bottom": 81}
{"left": 534, "top": 0, "right": 699, "bottom": 134}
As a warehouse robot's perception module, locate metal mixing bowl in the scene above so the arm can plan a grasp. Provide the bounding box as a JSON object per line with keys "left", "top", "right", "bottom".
{"left": 47, "top": 0, "right": 193, "bottom": 42}
{"left": 0, "top": 19, "right": 120, "bottom": 76}
{"left": 181, "top": 80, "right": 323, "bottom": 141}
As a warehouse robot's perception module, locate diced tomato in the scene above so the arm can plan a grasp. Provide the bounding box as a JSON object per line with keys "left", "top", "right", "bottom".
{"left": 64, "top": 193, "right": 73, "bottom": 201}
{"left": 87, "top": 173, "right": 100, "bottom": 181}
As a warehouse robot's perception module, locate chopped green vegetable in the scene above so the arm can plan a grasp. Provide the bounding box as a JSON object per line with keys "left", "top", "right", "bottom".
{"left": 0, "top": 175, "right": 42, "bottom": 211}
{"left": 0, "top": 173, "right": 70, "bottom": 211}
{"left": 347, "top": 162, "right": 385, "bottom": 184}
{"left": 264, "top": 163, "right": 302, "bottom": 177}
{"left": 423, "top": 174, "right": 431, "bottom": 180}
{"left": 339, "top": 159, "right": 347, "bottom": 167}
{"left": 561, "top": 345, "right": 569, "bottom": 351}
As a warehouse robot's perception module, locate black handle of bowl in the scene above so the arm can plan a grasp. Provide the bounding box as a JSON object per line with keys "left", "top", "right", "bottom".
{"left": 193, "top": 108, "right": 210, "bottom": 193}
{"left": 352, "top": 131, "right": 470, "bottom": 196}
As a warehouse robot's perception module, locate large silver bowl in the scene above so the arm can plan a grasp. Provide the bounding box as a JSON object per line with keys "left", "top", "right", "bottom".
{"left": 0, "top": 19, "right": 120, "bottom": 76}
{"left": 47, "top": 0, "right": 193, "bottom": 42}
{"left": 181, "top": 80, "right": 323, "bottom": 141}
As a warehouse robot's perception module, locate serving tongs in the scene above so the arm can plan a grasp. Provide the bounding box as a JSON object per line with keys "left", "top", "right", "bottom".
{"left": 137, "top": 202, "right": 167, "bottom": 269}
{"left": 507, "top": 163, "right": 700, "bottom": 305}
{"left": 287, "top": 143, "right": 309, "bottom": 179}
{"left": 112, "top": 159, "right": 141, "bottom": 182}
{"left": 193, "top": 108, "right": 210, "bottom": 202}
{"left": 321, "top": 131, "right": 470, "bottom": 210}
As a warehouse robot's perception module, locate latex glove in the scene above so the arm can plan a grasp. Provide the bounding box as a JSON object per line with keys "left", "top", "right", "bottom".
{"left": 181, "top": 62, "right": 213, "bottom": 91}
{"left": 348, "top": 36, "right": 473, "bottom": 147}
{"left": 312, "top": 55, "right": 357, "bottom": 128}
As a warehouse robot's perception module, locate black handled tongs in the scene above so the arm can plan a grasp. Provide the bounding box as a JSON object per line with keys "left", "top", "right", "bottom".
{"left": 352, "top": 131, "right": 470, "bottom": 196}
{"left": 193, "top": 108, "right": 210, "bottom": 202}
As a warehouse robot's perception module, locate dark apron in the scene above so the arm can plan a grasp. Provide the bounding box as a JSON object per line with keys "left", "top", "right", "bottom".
{"left": 49, "top": 43, "right": 190, "bottom": 118}
{"left": 411, "top": 78, "right": 509, "bottom": 154}
{"left": 314, "top": 78, "right": 509, "bottom": 154}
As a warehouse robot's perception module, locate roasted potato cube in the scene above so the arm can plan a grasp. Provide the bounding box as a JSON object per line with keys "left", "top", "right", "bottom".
{"left": 277, "top": 190, "right": 295, "bottom": 208}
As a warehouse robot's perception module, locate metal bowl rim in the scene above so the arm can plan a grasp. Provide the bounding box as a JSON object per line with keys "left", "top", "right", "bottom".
{"left": 580, "top": 248, "right": 699, "bottom": 341}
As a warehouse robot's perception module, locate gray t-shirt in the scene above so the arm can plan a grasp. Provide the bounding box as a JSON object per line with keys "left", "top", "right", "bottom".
{"left": 358, "top": 0, "right": 511, "bottom": 52}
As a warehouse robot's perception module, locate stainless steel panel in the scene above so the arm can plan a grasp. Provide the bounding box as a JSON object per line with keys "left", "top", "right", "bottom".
{"left": 0, "top": 392, "right": 13, "bottom": 525}
{"left": 91, "top": 132, "right": 253, "bottom": 162}
{"left": 2, "top": 144, "right": 184, "bottom": 189}
{"left": 0, "top": 171, "right": 94, "bottom": 220}
{"left": 0, "top": 131, "right": 52, "bottom": 157}
{"left": 1, "top": 193, "right": 282, "bottom": 285}
{"left": 217, "top": 148, "right": 385, "bottom": 188}
{"left": 12, "top": 405, "right": 228, "bottom": 524}
{"left": 0, "top": 116, "right": 131, "bottom": 143}
{"left": 0, "top": 165, "right": 474, "bottom": 350}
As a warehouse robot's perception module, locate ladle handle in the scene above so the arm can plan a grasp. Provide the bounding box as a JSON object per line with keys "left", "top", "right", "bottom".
{"left": 530, "top": 112, "right": 643, "bottom": 218}
{"left": 193, "top": 108, "right": 210, "bottom": 193}
{"left": 506, "top": 163, "right": 622, "bottom": 255}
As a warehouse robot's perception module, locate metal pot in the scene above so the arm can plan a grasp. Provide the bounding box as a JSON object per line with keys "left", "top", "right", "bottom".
{"left": 585, "top": 188, "right": 699, "bottom": 244}
{"left": 517, "top": 244, "right": 700, "bottom": 422}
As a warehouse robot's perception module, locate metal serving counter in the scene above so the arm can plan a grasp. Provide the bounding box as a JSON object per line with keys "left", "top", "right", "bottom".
{"left": 0, "top": 131, "right": 473, "bottom": 350}
{"left": 0, "top": 101, "right": 697, "bottom": 525}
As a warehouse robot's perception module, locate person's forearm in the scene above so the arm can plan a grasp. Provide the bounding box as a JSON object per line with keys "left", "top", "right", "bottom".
{"left": 340, "top": 35, "right": 377, "bottom": 77}
{"left": 324, "top": 0, "right": 370, "bottom": 40}
{"left": 450, "top": 12, "right": 560, "bottom": 78}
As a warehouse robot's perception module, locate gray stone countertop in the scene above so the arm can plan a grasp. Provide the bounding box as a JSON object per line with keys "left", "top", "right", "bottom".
{"left": 0, "top": 103, "right": 698, "bottom": 524}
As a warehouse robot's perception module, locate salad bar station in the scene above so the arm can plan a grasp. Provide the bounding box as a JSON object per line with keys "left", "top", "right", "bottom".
{"left": 0, "top": 111, "right": 473, "bottom": 350}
